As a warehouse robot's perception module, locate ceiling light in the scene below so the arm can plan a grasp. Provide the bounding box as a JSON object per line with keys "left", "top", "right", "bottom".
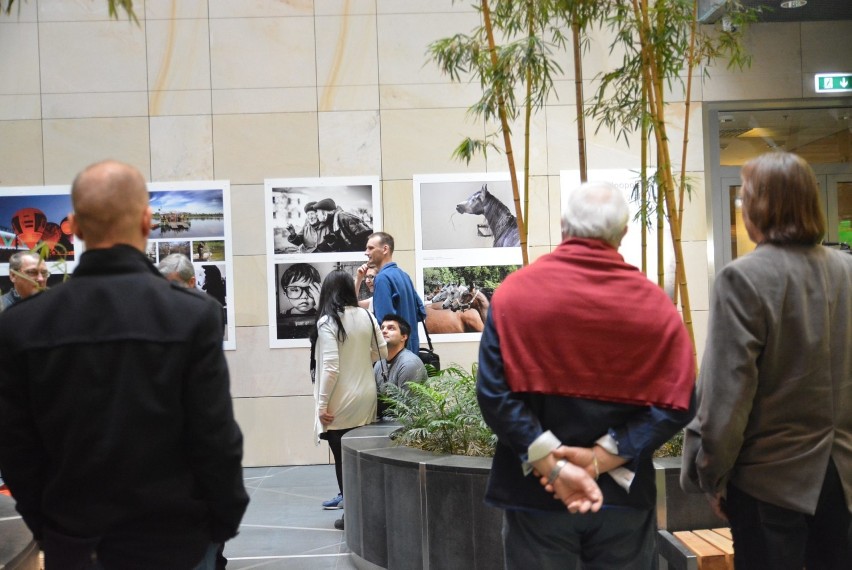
{"left": 780, "top": 0, "right": 807, "bottom": 8}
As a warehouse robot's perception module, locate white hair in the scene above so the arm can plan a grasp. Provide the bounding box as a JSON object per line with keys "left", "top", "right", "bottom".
{"left": 561, "top": 182, "right": 629, "bottom": 247}
{"left": 157, "top": 253, "right": 195, "bottom": 286}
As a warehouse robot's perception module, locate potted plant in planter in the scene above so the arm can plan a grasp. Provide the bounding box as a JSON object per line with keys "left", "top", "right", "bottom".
{"left": 341, "top": 364, "right": 503, "bottom": 570}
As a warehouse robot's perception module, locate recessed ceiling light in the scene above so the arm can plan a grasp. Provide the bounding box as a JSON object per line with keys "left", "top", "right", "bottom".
{"left": 780, "top": 0, "right": 807, "bottom": 8}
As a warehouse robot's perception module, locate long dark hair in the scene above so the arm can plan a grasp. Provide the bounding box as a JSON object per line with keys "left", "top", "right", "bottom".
{"left": 313, "top": 269, "right": 359, "bottom": 343}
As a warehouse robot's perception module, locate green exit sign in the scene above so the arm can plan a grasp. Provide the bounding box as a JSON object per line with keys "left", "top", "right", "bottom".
{"left": 815, "top": 73, "right": 852, "bottom": 93}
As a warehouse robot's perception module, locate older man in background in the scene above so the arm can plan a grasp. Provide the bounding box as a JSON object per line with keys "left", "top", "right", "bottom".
{"left": 477, "top": 181, "right": 695, "bottom": 569}
{"left": 1, "top": 251, "right": 49, "bottom": 311}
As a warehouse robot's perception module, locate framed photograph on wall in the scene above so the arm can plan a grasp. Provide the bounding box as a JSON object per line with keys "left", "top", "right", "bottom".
{"left": 264, "top": 176, "right": 381, "bottom": 348}
{"left": 147, "top": 181, "right": 237, "bottom": 350}
{"left": 413, "top": 173, "right": 523, "bottom": 342}
{"left": 0, "top": 186, "right": 76, "bottom": 290}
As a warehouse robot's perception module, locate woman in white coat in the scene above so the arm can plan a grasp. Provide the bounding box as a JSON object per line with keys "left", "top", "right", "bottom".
{"left": 312, "top": 269, "right": 386, "bottom": 523}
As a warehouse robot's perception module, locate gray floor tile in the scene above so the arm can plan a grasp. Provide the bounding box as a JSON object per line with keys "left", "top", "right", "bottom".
{"left": 225, "top": 465, "right": 355, "bottom": 570}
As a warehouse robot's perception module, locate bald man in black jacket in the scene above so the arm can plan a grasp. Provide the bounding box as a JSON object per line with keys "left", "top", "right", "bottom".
{"left": 0, "top": 160, "right": 248, "bottom": 570}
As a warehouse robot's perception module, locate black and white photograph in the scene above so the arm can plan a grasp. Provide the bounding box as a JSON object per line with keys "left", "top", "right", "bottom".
{"left": 272, "top": 261, "right": 366, "bottom": 344}
{"left": 267, "top": 178, "right": 379, "bottom": 255}
{"left": 265, "top": 176, "right": 381, "bottom": 348}
{"left": 415, "top": 175, "right": 522, "bottom": 252}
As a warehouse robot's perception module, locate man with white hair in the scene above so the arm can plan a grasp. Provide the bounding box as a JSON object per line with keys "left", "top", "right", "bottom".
{"left": 476, "top": 181, "right": 696, "bottom": 568}
{"left": 158, "top": 252, "right": 197, "bottom": 288}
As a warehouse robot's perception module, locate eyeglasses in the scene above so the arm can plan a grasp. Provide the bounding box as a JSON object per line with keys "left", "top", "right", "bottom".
{"left": 16, "top": 269, "right": 50, "bottom": 279}
{"left": 285, "top": 285, "right": 311, "bottom": 299}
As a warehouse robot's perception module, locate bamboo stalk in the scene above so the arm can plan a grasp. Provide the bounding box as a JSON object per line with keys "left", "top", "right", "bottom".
{"left": 573, "top": 21, "right": 588, "bottom": 183}
{"left": 631, "top": 0, "right": 696, "bottom": 362}
{"left": 482, "top": 0, "right": 529, "bottom": 266}
{"left": 523, "top": 0, "right": 534, "bottom": 250}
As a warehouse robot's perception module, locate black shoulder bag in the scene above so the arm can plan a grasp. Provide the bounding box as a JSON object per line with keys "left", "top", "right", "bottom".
{"left": 418, "top": 320, "right": 440, "bottom": 376}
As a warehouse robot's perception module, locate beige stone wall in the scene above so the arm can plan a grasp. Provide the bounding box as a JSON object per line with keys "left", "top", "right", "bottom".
{"left": 1, "top": 1, "right": 850, "bottom": 465}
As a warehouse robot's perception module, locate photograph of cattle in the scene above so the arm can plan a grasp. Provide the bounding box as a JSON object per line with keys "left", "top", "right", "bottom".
{"left": 421, "top": 265, "right": 519, "bottom": 336}
{"left": 415, "top": 175, "right": 522, "bottom": 252}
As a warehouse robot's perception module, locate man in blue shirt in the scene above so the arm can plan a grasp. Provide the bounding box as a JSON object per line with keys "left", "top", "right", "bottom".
{"left": 365, "top": 232, "right": 426, "bottom": 351}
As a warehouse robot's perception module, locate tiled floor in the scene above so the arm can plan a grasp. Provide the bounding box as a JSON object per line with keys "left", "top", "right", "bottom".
{"left": 225, "top": 465, "right": 358, "bottom": 570}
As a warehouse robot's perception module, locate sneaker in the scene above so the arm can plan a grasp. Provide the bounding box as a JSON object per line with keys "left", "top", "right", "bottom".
{"left": 322, "top": 493, "right": 343, "bottom": 510}
{"left": 334, "top": 515, "right": 345, "bottom": 530}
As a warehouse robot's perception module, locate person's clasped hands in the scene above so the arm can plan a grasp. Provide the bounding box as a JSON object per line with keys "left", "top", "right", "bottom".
{"left": 532, "top": 448, "right": 603, "bottom": 514}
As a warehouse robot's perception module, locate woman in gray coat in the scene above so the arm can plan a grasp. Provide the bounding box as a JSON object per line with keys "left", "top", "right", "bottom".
{"left": 682, "top": 151, "right": 851, "bottom": 569}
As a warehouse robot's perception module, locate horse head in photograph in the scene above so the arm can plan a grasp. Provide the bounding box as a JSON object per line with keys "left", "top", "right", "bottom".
{"left": 451, "top": 283, "right": 491, "bottom": 325}
{"left": 455, "top": 184, "right": 520, "bottom": 247}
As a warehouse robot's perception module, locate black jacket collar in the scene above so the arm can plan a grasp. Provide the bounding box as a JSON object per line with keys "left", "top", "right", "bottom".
{"left": 73, "top": 244, "right": 163, "bottom": 279}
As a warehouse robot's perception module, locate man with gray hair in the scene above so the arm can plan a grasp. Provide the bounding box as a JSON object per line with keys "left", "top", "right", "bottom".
{"left": 1, "top": 251, "right": 49, "bottom": 311}
{"left": 158, "top": 252, "right": 197, "bottom": 288}
{"left": 476, "top": 181, "right": 696, "bottom": 568}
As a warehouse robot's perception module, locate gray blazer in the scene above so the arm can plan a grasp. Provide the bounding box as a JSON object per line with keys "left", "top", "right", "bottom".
{"left": 681, "top": 243, "right": 852, "bottom": 514}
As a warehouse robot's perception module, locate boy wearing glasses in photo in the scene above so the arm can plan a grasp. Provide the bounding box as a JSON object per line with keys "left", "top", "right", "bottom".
{"left": 277, "top": 263, "right": 321, "bottom": 340}
{"left": 1, "top": 251, "right": 50, "bottom": 311}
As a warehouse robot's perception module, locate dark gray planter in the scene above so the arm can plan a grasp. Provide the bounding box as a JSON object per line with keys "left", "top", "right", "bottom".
{"left": 653, "top": 457, "right": 723, "bottom": 532}
{"left": 342, "top": 424, "right": 503, "bottom": 570}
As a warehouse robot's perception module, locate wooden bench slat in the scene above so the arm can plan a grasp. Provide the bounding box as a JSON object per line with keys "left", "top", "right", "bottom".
{"left": 672, "top": 531, "right": 730, "bottom": 570}
{"left": 693, "top": 529, "right": 735, "bottom": 569}
{"left": 711, "top": 527, "right": 733, "bottom": 541}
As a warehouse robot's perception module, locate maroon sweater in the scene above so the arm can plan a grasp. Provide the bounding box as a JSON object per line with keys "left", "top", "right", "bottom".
{"left": 492, "top": 237, "right": 694, "bottom": 410}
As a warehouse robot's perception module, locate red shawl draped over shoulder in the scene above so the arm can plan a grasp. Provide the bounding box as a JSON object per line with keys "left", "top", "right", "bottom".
{"left": 492, "top": 238, "right": 694, "bottom": 410}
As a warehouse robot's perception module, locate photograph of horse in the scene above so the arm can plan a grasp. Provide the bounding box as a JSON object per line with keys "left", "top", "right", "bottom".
{"left": 416, "top": 177, "right": 520, "bottom": 251}
{"left": 455, "top": 185, "right": 520, "bottom": 247}
{"left": 420, "top": 265, "right": 517, "bottom": 336}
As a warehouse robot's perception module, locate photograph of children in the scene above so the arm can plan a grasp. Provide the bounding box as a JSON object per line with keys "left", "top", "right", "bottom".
{"left": 271, "top": 261, "right": 365, "bottom": 345}
{"left": 416, "top": 177, "right": 520, "bottom": 251}
{"left": 421, "top": 265, "right": 519, "bottom": 337}
{"left": 157, "top": 240, "right": 191, "bottom": 260}
{"left": 0, "top": 192, "right": 75, "bottom": 263}
{"left": 193, "top": 240, "right": 225, "bottom": 262}
{"left": 149, "top": 189, "right": 225, "bottom": 239}
{"left": 268, "top": 181, "right": 375, "bottom": 255}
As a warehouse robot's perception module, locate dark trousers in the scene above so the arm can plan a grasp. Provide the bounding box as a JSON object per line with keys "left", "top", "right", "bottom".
{"left": 725, "top": 458, "right": 851, "bottom": 570}
{"left": 503, "top": 506, "right": 657, "bottom": 570}
{"left": 325, "top": 428, "right": 353, "bottom": 496}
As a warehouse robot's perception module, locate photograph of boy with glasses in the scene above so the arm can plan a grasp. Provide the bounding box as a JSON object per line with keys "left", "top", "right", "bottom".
{"left": 276, "top": 263, "right": 321, "bottom": 339}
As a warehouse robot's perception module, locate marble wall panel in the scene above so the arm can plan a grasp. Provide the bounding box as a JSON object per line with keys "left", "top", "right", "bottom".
{"left": 315, "top": 0, "right": 377, "bottom": 16}
{"left": 377, "top": 0, "right": 475, "bottom": 14}
{"left": 233, "top": 396, "right": 329, "bottom": 467}
{"left": 212, "top": 88, "right": 317, "bottom": 115}
{"left": 379, "top": 83, "right": 482, "bottom": 111}
{"left": 315, "top": 15, "right": 378, "bottom": 88}
{"left": 0, "top": 120, "right": 44, "bottom": 186}
{"left": 146, "top": 18, "right": 211, "bottom": 94}
{"left": 209, "top": 17, "right": 316, "bottom": 90}
{"left": 150, "top": 114, "right": 214, "bottom": 181}
{"left": 208, "top": 0, "right": 312, "bottom": 19}
{"left": 229, "top": 184, "right": 267, "bottom": 257}
{"left": 42, "top": 92, "right": 149, "bottom": 119}
{"left": 380, "top": 179, "right": 415, "bottom": 251}
{"left": 42, "top": 117, "right": 151, "bottom": 184}
{"left": 145, "top": 0, "right": 208, "bottom": 20}
{"left": 0, "top": 23, "right": 40, "bottom": 95}
{"left": 38, "top": 0, "right": 144, "bottom": 21}
{"left": 39, "top": 21, "right": 148, "bottom": 93}
{"left": 148, "top": 90, "right": 212, "bottom": 117}
{"left": 212, "top": 113, "right": 319, "bottom": 184}
{"left": 318, "top": 110, "right": 381, "bottom": 177}
{"left": 317, "top": 85, "right": 379, "bottom": 112}
{"left": 0, "top": 95, "right": 41, "bottom": 121}
{"left": 226, "top": 326, "right": 313, "bottom": 398}
{"left": 232, "top": 254, "right": 268, "bottom": 327}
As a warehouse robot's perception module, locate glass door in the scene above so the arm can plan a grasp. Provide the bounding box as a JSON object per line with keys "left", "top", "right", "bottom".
{"left": 719, "top": 169, "right": 850, "bottom": 263}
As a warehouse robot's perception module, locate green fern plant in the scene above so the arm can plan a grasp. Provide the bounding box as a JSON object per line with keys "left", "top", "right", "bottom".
{"left": 382, "top": 363, "right": 496, "bottom": 458}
